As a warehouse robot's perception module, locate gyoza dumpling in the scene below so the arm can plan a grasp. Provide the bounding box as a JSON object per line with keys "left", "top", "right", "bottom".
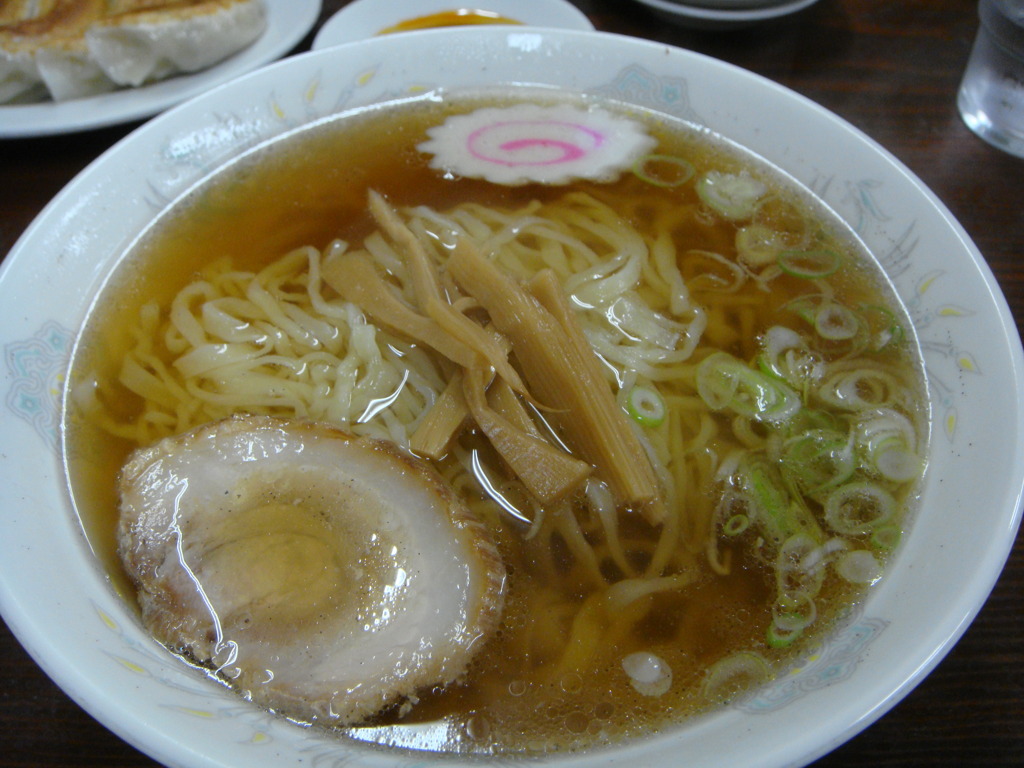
{"left": 85, "top": 0, "right": 267, "bottom": 87}
{"left": 0, "top": 0, "right": 110, "bottom": 102}
{"left": 35, "top": 35, "right": 117, "bottom": 100}
{"left": 0, "top": 0, "right": 266, "bottom": 103}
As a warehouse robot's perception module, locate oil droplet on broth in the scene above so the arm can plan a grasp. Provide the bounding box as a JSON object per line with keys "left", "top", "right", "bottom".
{"left": 559, "top": 672, "right": 583, "bottom": 694}
{"left": 564, "top": 711, "right": 589, "bottom": 734}
{"left": 465, "top": 712, "right": 491, "bottom": 740}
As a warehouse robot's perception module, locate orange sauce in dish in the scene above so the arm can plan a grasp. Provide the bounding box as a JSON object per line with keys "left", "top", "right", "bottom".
{"left": 378, "top": 9, "right": 522, "bottom": 34}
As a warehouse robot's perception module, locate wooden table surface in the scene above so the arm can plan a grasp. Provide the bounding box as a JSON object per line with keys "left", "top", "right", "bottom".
{"left": 1, "top": 0, "right": 1021, "bottom": 765}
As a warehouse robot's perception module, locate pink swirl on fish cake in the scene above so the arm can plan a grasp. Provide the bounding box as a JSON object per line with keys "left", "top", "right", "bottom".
{"left": 466, "top": 120, "right": 606, "bottom": 167}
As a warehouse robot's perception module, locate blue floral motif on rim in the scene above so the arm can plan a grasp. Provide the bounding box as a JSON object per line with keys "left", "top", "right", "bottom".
{"left": 591, "top": 63, "right": 705, "bottom": 125}
{"left": 738, "top": 608, "right": 890, "bottom": 713}
{"left": 4, "top": 320, "right": 72, "bottom": 453}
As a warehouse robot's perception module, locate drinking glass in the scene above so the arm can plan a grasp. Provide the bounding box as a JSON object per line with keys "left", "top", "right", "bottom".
{"left": 957, "top": 0, "right": 1024, "bottom": 159}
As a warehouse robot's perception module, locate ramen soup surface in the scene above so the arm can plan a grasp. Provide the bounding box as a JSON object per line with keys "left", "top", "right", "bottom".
{"left": 65, "top": 90, "right": 928, "bottom": 754}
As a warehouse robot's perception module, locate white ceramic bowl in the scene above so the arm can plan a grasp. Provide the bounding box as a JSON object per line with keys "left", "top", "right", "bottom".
{"left": 1, "top": 27, "right": 1022, "bottom": 768}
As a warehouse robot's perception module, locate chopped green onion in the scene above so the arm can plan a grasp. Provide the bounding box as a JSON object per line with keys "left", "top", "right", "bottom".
{"left": 772, "top": 594, "right": 817, "bottom": 632}
{"left": 780, "top": 296, "right": 869, "bottom": 352}
{"left": 696, "top": 353, "right": 739, "bottom": 410}
{"left": 731, "top": 414, "right": 769, "bottom": 448}
{"left": 696, "top": 171, "right": 767, "bottom": 220}
{"left": 798, "top": 537, "right": 848, "bottom": 574}
{"left": 697, "top": 351, "right": 801, "bottom": 424}
{"left": 622, "top": 651, "right": 673, "bottom": 697}
{"left": 860, "top": 304, "right": 905, "bottom": 351}
{"left": 823, "top": 482, "right": 896, "bottom": 535}
{"left": 786, "top": 408, "right": 840, "bottom": 434}
{"left": 767, "top": 622, "right": 803, "bottom": 648}
{"left": 818, "top": 367, "right": 908, "bottom": 411}
{"left": 758, "top": 325, "right": 826, "bottom": 388}
{"left": 723, "top": 514, "right": 751, "bottom": 536}
{"left": 870, "top": 524, "right": 902, "bottom": 551}
{"left": 835, "top": 549, "right": 883, "bottom": 583}
{"left": 749, "top": 462, "right": 791, "bottom": 532}
{"left": 855, "top": 408, "right": 923, "bottom": 482}
{"left": 743, "top": 462, "right": 823, "bottom": 547}
{"left": 772, "top": 577, "right": 820, "bottom": 643}
{"left": 736, "top": 224, "right": 783, "bottom": 267}
{"left": 814, "top": 302, "right": 860, "bottom": 341}
{"left": 778, "top": 249, "right": 841, "bottom": 279}
{"left": 703, "top": 651, "right": 771, "bottom": 702}
{"left": 856, "top": 407, "right": 916, "bottom": 444}
{"left": 633, "top": 154, "right": 696, "bottom": 188}
{"left": 775, "top": 533, "right": 826, "bottom": 590}
{"left": 874, "top": 443, "right": 923, "bottom": 482}
{"left": 626, "top": 385, "right": 666, "bottom": 427}
{"left": 781, "top": 429, "right": 856, "bottom": 496}
{"left": 715, "top": 488, "right": 753, "bottom": 536}
{"left": 781, "top": 294, "right": 822, "bottom": 325}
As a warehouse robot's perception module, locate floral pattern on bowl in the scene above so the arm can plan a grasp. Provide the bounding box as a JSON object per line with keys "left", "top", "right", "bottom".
{"left": 4, "top": 320, "right": 72, "bottom": 452}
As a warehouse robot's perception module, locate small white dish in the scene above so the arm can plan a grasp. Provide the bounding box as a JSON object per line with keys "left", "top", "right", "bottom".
{"left": 631, "top": 0, "right": 822, "bottom": 29}
{"left": 312, "top": 0, "right": 594, "bottom": 49}
{"left": 0, "top": 0, "right": 321, "bottom": 139}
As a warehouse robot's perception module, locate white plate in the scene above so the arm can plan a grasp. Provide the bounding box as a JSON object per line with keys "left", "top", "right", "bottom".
{"left": 631, "top": 0, "right": 822, "bottom": 28}
{"left": 1, "top": 26, "right": 1022, "bottom": 768}
{"left": 312, "top": 0, "right": 593, "bottom": 49}
{"left": 0, "top": 0, "right": 321, "bottom": 139}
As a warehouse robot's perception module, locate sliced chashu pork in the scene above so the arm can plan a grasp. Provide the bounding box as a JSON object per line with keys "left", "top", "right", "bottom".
{"left": 0, "top": 0, "right": 265, "bottom": 102}
{"left": 117, "top": 414, "right": 506, "bottom": 725}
